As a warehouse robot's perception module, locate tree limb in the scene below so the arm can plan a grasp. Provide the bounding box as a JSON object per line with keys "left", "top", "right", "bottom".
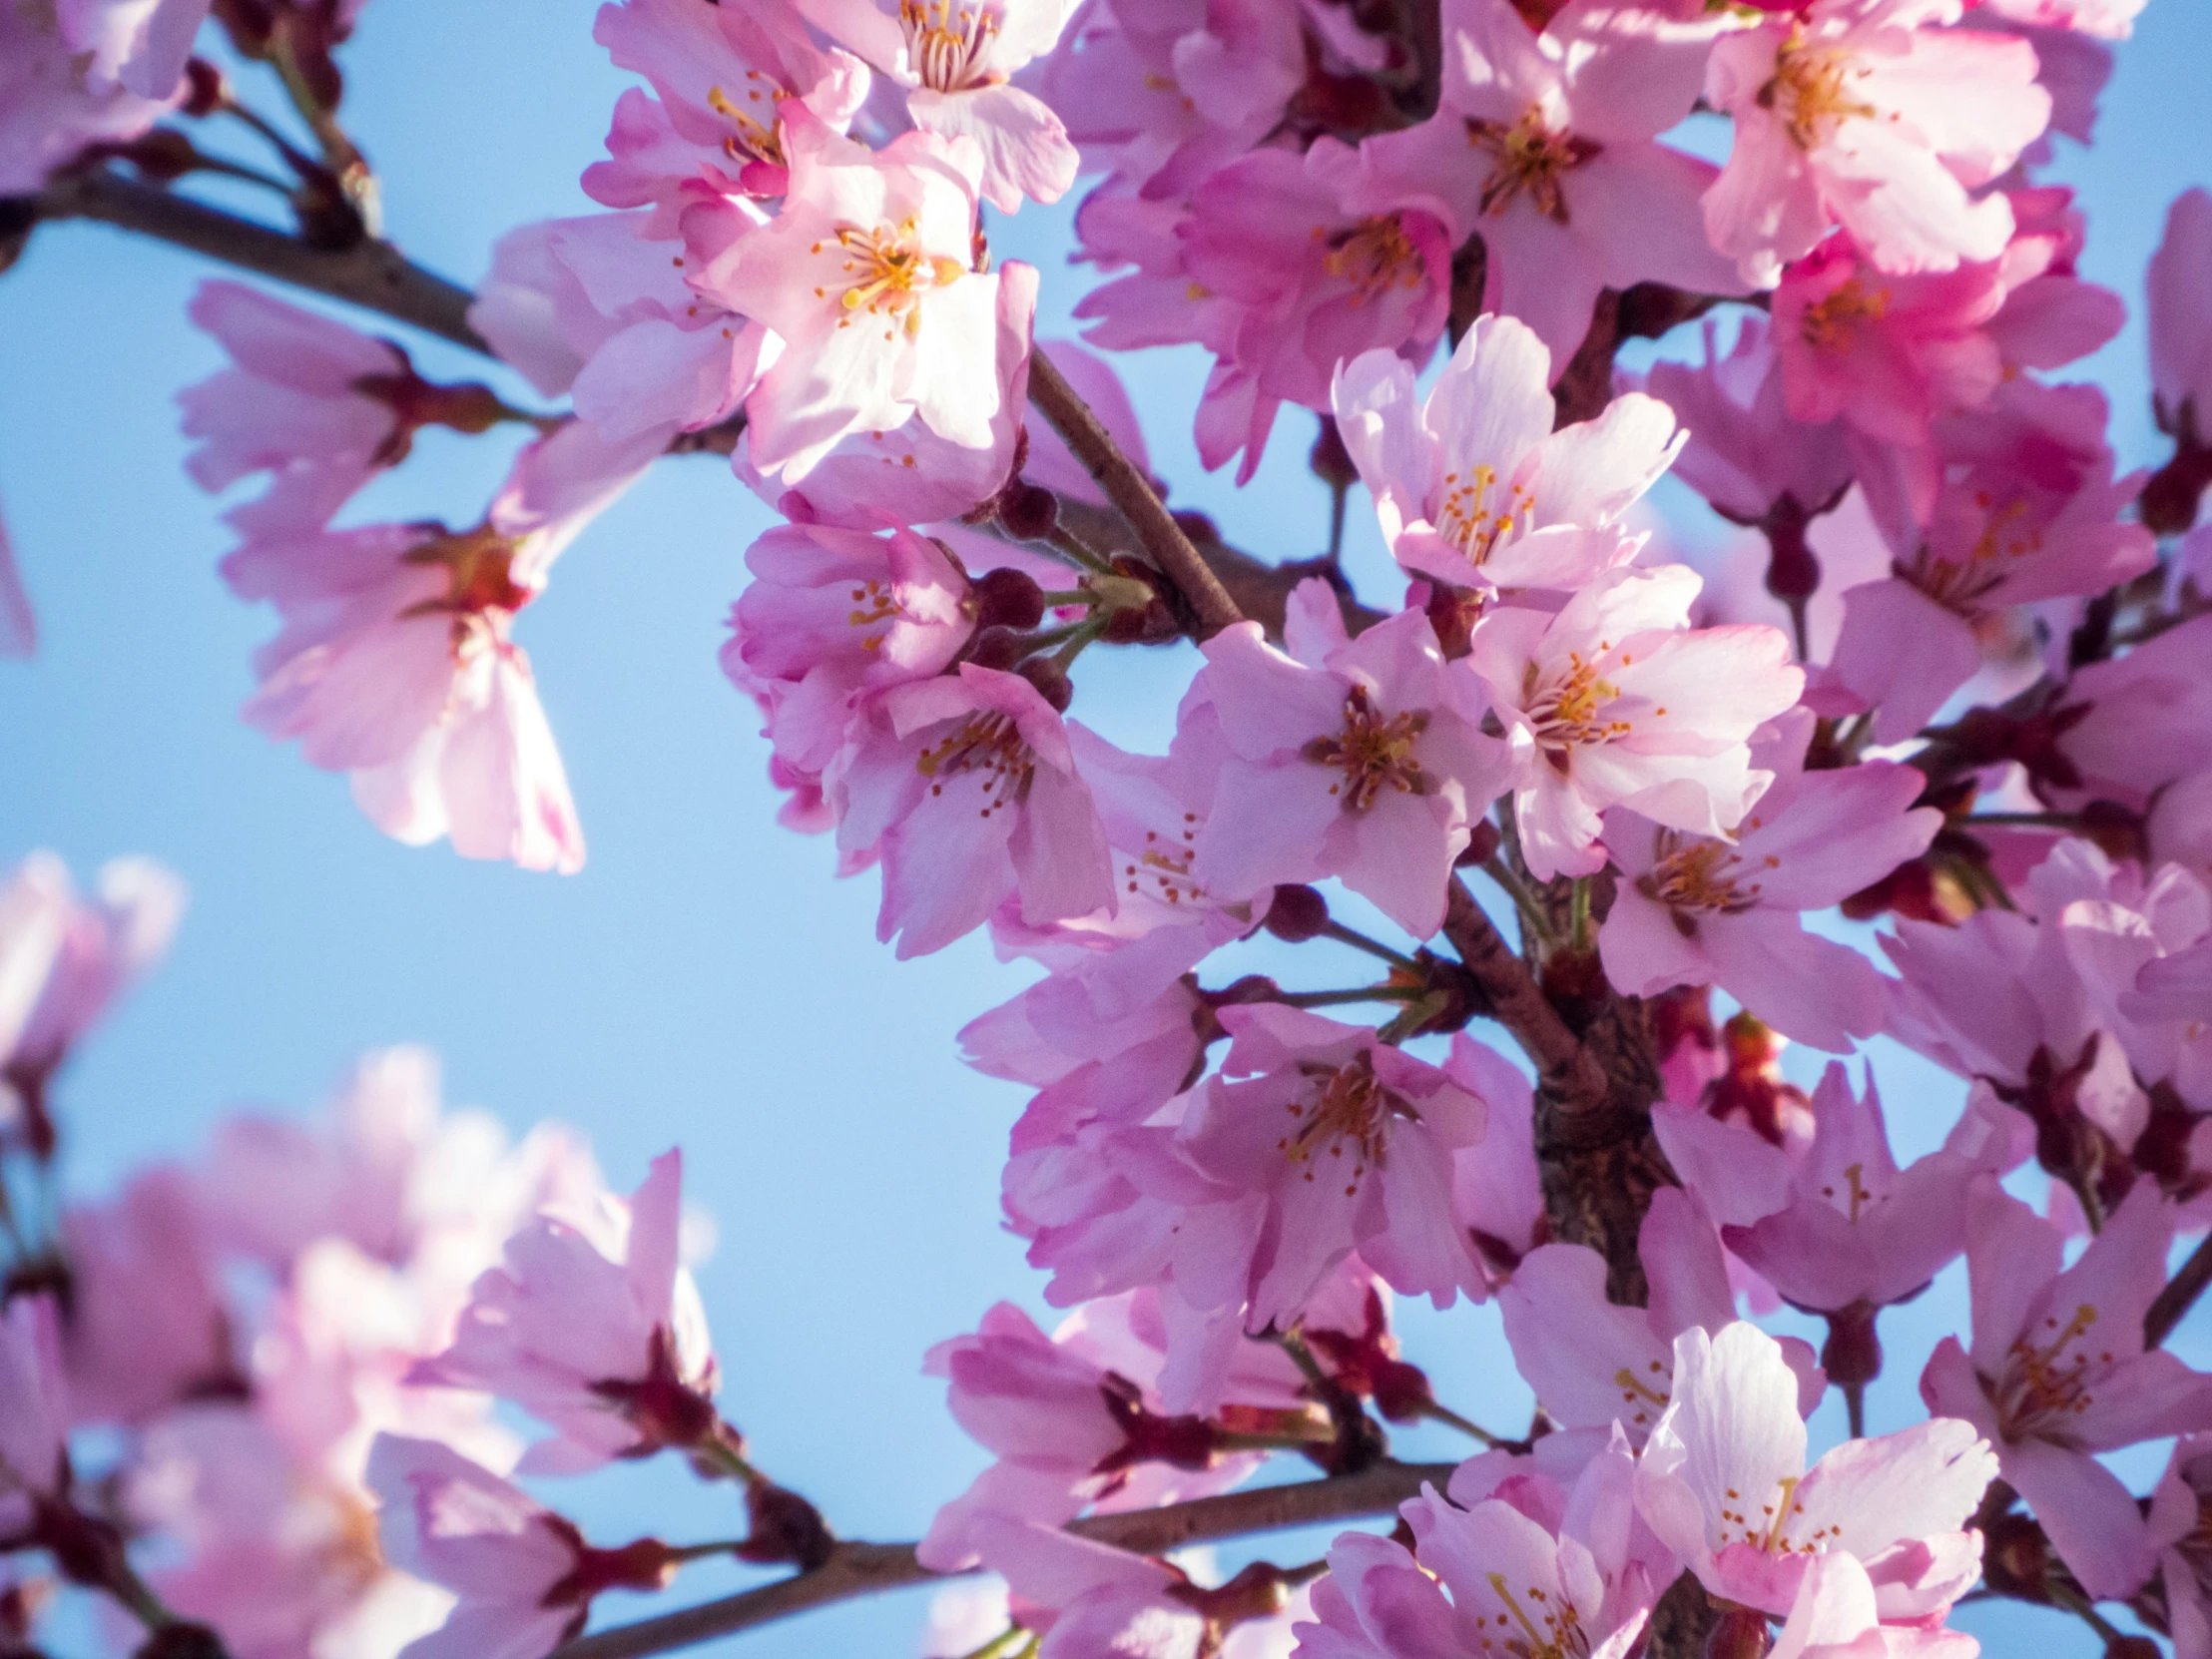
{"left": 1026, "top": 347, "right": 1246, "bottom": 638}
{"left": 2148, "top": 1229, "right": 2212, "bottom": 1351}
{"left": 1441, "top": 878, "right": 1603, "bottom": 1111}
{"left": 25, "top": 168, "right": 487, "bottom": 354}
{"left": 545, "top": 1461, "right": 1454, "bottom": 1659}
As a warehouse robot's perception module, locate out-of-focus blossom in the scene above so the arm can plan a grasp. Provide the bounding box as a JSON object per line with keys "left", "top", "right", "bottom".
{"left": 1178, "top": 586, "right": 1506, "bottom": 938}
{"left": 2149, "top": 1434, "right": 2212, "bottom": 1659}
{"left": 1921, "top": 1180, "right": 2212, "bottom": 1599}
{"left": 795, "top": 0, "right": 1082, "bottom": 212}
{"left": 1464, "top": 564, "right": 1803, "bottom": 880}
{"left": 1702, "top": 0, "right": 2050, "bottom": 286}
{"left": 1639, "top": 1322, "right": 1995, "bottom": 1620}
{"left": 1598, "top": 709, "right": 1938, "bottom": 1051}
{"left": 57, "top": 0, "right": 211, "bottom": 98}
{"left": 1333, "top": 314, "right": 1681, "bottom": 595}
{"left": 2151, "top": 188, "right": 2212, "bottom": 449}
{"left": 0, "top": 503, "right": 33, "bottom": 658}
{"left": 0, "top": 1297, "right": 69, "bottom": 1533}
{"left": 411, "top": 1149, "right": 722, "bottom": 1473}
{"left": 0, "top": 0, "right": 178, "bottom": 193}
{"left": 1360, "top": 0, "right": 1738, "bottom": 371}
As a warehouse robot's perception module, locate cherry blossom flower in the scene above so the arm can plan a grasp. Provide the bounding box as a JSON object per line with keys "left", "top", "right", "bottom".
{"left": 1638, "top": 1322, "right": 1996, "bottom": 1620}
{"left": 1920, "top": 1179, "right": 2212, "bottom": 1599}
{"left": 0, "top": 1296, "right": 68, "bottom": 1532}
{"left": 0, "top": 0, "right": 177, "bottom": 194}
{"left": 410, "top": 1149, "right": 722, "bottom": 1474}
{"left": 1463, "top": 564, "right": 1804, "bottom": 881}
{"left": 56, "top": 0, "right": 210, "bottom": 97}
{"left": 2151, "top": 187, "right": 2212, "bottom": 444}
{"left": 2148, "top": 1434, "right": 2212, "bottom": 1659}
{"left": 182, "top": 281, "right": 510, "bottom": 539}
{"left": 1295, "top": 1437, "right": 1665, "bottom": 1659}
{"left": 1178, "top": 585, "right": 1507, "bottom": 938}
{"left": 1332, "top": 313, "right": 1682, "bottom": 595}
{"left": 369, "top": 1434, "right": 679, "bottom": 1659}
{"left": 1358, "top": 0, "right": 1740, "bottom": 370}
{"left": 828, "top": 663, "right": 1114, "bottom": 958}
{"left": 1767, "top": 1552, "right": 1981, "bottom": 1659}
{"left": 1501, "top": 1187, "right": 1823, "bottom": 1454}
{"left": 795, "top": 0, "right": 1082, "bottom": 212}
{"left": 693, "top": 119, "right": 1013, "bottom": 484}
{"left": 1702, "top": 0, "right": 2050, "bottom": 287}
{"left": 587, "top": 0, "right": 872, "bottom": 210}
{"left": 2053, "top": 615, "right": 2212, "bottom": 818}
{"left": 1597, "top": 709, "right": 1939, "bottom": 1051}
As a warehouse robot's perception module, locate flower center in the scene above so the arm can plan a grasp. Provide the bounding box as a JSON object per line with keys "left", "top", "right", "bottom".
{"left": 1643, "top": 835, "right": 1761, "bottom": 915}
{"left": 1712, "top": 1475, "right": 1836, "bottom": 1556}
{"left": 1437, "top": 463, "right": 1534, "bottom": 566}
{"left": 1123, "top": 817, "right": 1205, "bottom": 906}
{"left": 1612, "top": 1360, "right": 1671, "bottom": 1431}
{"left": 705, "top": 74, "right": 787, "bottom": 170}
{"left": 1799, "top": 277, "right": 1890, "bottom": 352}
{"left": 817, "top": 220, "right": 968, "bottom": 340}
{"left": 1524, "top": 651, "right": 1630, "bottom": 767}
{"left": 846, "top": 579, "right": 898, "bottom": 652}
{"left": 1763, "top": 41, "right": 1876, "bottom": 151}
{"left": 915, "top": 711, "right": 1034, "bottom": 820}
{"left": 1277, "top": 1054, "right": 1398, "bottom": 1197}
{"left": 1465, "top": 107, "right": 1598, "bottom": 224}
{"left": 1301, "top": 686, "right": 1430, "bottom": 811}
{"left": 1484, "top": 1570, "right": 1590, "bottom": 1659}
{"left": 1998, "top": 1302, "right": 2110, "bottom": 1440}
{"left": 400, "top": 525, "right": 533, "bottom": 656}
{"left": 1820, "top": 1161, "right": 1879, "bottom": 1225}
{"left": 899, "top": 0, "right": 1002, "bottom": 92}
{"left": 1914, "top": 496, "right": 2041, "bottom": 612}
{"left": 1317, "top": 215, "right": 1427, "bottom": 308}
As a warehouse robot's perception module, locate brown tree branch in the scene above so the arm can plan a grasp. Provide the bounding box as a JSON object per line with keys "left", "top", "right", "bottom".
{"left": 1441, "top": 878, "right": 1604, "bottom": 1111}
{"left": 1026, "top": 347, "right": 1247, "bottom": 638}
{"left": 545, "top": 1461, "right": 1454, "bottom": 1659}
{"left": 2148, "top": 1230, "right": 2212, "bottom": 1351}
{"left": 25, "top": 168, "right": 487, "bottom": 354}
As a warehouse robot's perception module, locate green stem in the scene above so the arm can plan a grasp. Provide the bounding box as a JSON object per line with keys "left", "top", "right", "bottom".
{"left": 1416, "top": 1400, "right": 1509, "bottom": 1449}
{"left": 1212, "top": 1427, "right": 1339, "bottom": 1453}
{"left": 1320, "top": 921, "right": 1420, "bottom": 973}
{"left": 699, "top": 1439, "right": 766, "bottom": 1487}
{"left": 1481, "top": 858, "right": 1553, "bottom": 948}
{"left": 1038, "top": 589, "right": 1092, "bottom": 607}
{"left": 1568, "top": 878, "right": 1592, "bottom": 953}
{"left": 1042, "top": 526, "right": 1116, "bottom": 575}
{"left": 1271, "top": 1331, "right": 1333, "bottom": 1393}
{"left": 951, "top": 1629, "right": 1031, "bottom": 1659}
{"left": 1274, "top": 986, "right": 1421, "bottom": 1009}
{"left": 1051, "top": 618, "right": 1109, "bottom": 668}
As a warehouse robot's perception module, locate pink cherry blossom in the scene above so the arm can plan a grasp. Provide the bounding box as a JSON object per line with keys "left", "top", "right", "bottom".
{"left": 410, "top": 1149, "right": 722, "bottom": 1474}
{"left": 0, "top": 1296, "right": 68, "bottom": 1530}
{"left": 1358, "top": 0, "right": 1740, "bottom": 370}
{"left": 369, "top": 1434, "right": 678, "bottom": 1659}
{"left": 916, "top": 1295, "right": 1274, "bottom": 1571}
{"left": 1178, "top": 585, "right": 1506, "bottom": 938}
{"left": 0, "top": 0, "right": 177, "bottom": 194}
{"left": 1598, "top": 709, "right": 1939, "bottom": 1051}
{"left": 1921, "top": 1179, "right": 2212, "bottom": 1599}
{"left": 2151, "top": 187, "right": 2212, "bottom": 446}
{"left": 1702, "top": 0, "right": 2050, "bottom": 287}
{"left": 693, "top": 119, "right": 1014, "bottom": 484}
{"left": 56, "top": 0, "right": 210, "bottom": 98}
{"left": 1501, "top": 1186, "right": 1824, "bottom": 1453}
{"left": 1767, "top": 1551, "right": 1982, "bottom": 1659}
{"left": 1296, "top": 1438, "right": 1663, "bottom": 1659}
{"left": 968, "top": 1516, "right": 1206, "bottom": 1658}
{"left": 828, "top": 663, "right": 1113, "bottom": 958}
{"left": 794, "top": 0, "right": 1082, "bottom": 212}
{"left": 1331, "top": 312, "right": 1682, "bottom": 594}
{"left": 1464, "top": 564, "right": 1804, "bottom": 881}
{"left": 2148, "top": 1434, "right": 2212, "bottom": 1659}
{"left": 1638, "top": 1321, "right": 1995, "bottom": 1620}
{"left": 586, "top": 0, "right": 871, "bottom": 210}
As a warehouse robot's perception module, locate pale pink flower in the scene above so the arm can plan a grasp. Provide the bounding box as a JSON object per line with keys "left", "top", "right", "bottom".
{"left": 2151, "top": 188, "right": 2212, "bottom": 446}
{"left": 1597, "top": 709, "right": 1940, "bottom": 1051}
{"left": 968, "top": 1517, "right": 1206, "bottom": 1659}
{"left": 1977, "top": 0, "right": 2141, "bottom": 36}
{"left": 587, "top": 0, "right": 872, "bottom": 210}
{"left": 2052, "top": 614, "right": 2212, "bottom": 816}
{"left": 56, "top": 0, "right": 210, "bottom": 97}
{"left": 410, "top": 1149, "right": 721, "bottom": 1474}
{"left": 0, "top": 0, "right": 177, "bottom": 193}
{"left": 1702, "top": 0, "right": 2050, "bottom": 287}
{"left": 1177, "top": 1004, "right": 1488, "bottom": 1330}
{"left": 1921, "top": 1180, "right": 2212, "bottom": 1599}
{"left": 1358, "top": 0, "right": 1740, "bottom": 370}
{"left": 1333, "top": 312, "right": 1682, "bottom": 594}
{"left": 917, "top": 1296, "right": 1272, "bottom": 1571}
{"left": 829, "top": 664, "right": 1114, "bottom": 958}
{"left": 1464, "top": 565, "right": 1804, "bottom": 881}
{"left": 369, "top": 1434, "right": 678, "bottom": 1659}
{"left": 1501, "top": 1187, "right": 1823, "bottom": 1452}
{"left": 0, "top": 1296, "right": 69, "bottom": 1531}
{"left": 235, "top": 419, "right": 655, "bottom": 872}
{"left": 794, "top": 0, "right": 1082, "bottom": 212}
{"left": 694, "top": 119, "right": 1012, "bottom": 483}
{"left": 181, "top": 281, "right": 508, "bottom": 539}
{"left": 1296, "top": 1438, "right": 1664, "bottom": 1659}
{"left": 1767, "top": 1552, "right": 1982, "bottom": 1659}
{"left": 1638, "top": 1321, "right": 1996, "bottom": 1620}
{"left": 1178, "top": 585, "right": 1507, "bottom": 938}
{"left": 2148, "top": 1434, "right": 2212, "bottom": 1659}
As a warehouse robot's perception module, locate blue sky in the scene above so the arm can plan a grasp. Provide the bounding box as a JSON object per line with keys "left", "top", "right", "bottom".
{"left": 2, "top": 2, "right": 2209, "bottom": 1653}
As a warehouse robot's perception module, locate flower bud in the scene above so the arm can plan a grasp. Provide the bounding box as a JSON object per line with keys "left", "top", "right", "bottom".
{"left": 973, "top": 567, "right": 1047, "bottom": 632}
{"left": 964, "top": 627, "right": 1027, "bottom": 673}
{"left": 996, "top": 482, "right": 1060, "bottom": 543}
{"left": 1264, "top": 884, "right": 1331, "bottom": 942}
{"left": 1017, "top": 656, "right": 1073, "bottom": 713}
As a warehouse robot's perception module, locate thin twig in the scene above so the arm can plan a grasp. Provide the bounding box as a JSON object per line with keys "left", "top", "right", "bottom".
{"left": 545, "top": 1462, "right": 1453, "bottom": 1659}
{"left": 2148, "top": 1231, "right": 2212, "bottom": 1350}
{"left": 26, "top": 169, "right": 486, "bottom": 353}
{"left": 1025, "top": 347, "right": 1244, "bottom": 637}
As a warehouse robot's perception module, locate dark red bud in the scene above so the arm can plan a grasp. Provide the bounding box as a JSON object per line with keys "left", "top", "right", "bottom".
{"left": 996, "top": 482, "right": 1060, "bottom": 543}
{"left": 1820, "top": 1303, "right": 1883, "bottom": 1388}
{"left": 1206, "top": 974, "right": 1281, "bottom": 1009}
{"left": 1171, "top": 509, "right": 1218, "bottom": 544}
{"left": 1016, "top": 656, "right": 1073, "bottom": 713}
{"left": 136, "top": 1625, "right": 230, "bottom": 1659}
{"left": 972, "top": 566, "right": 1047, "bottom": 631}
{"left": 181, "top": 59, "right": 228, "bottom": 118}
{"left": 1454, "top": 820, "right": 1502, "bottom": 867}
{"left": 963, "top": 627, "right": 1027, "bottom": 673}
{"left": 736, "top": 1483, "right": 835, "bottom": 1571}
{"left": 1264, "top": 884, "right": 1331, "bottom": 942}
{"left": 1704, "top": 1605, "right": 1773, "bottom": 1659}
{"left": 2105, "top": 1639, "right": 2163, "bottom": 1659}
{"left": 1309, "top": 415, "right": 1359, "bottom": 492}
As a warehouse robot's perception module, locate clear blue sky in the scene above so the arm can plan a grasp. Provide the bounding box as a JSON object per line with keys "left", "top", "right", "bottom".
{"left": 2, "top": 3, "right": 2208, "bottom": 1653}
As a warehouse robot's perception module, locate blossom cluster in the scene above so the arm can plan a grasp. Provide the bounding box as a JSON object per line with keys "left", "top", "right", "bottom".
{"left": 3, "top": 0, "right": 2212, "bottom": 1656}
